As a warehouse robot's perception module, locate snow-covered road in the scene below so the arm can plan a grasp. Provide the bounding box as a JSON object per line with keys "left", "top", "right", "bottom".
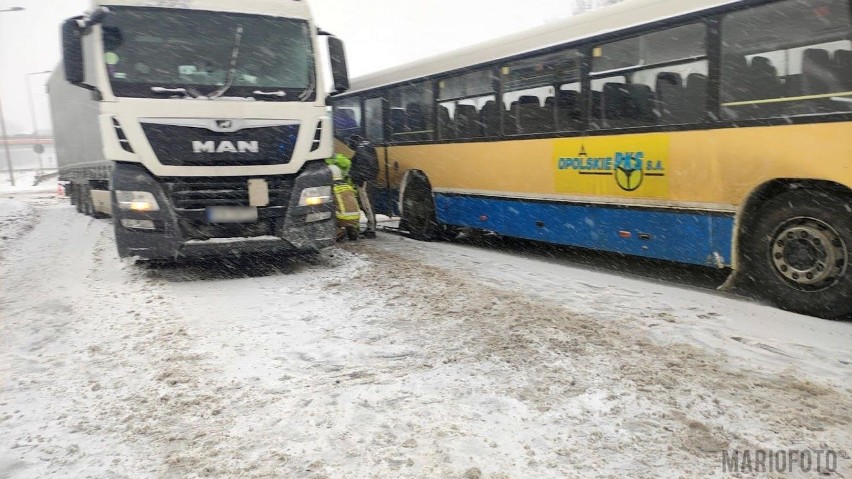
{"left": 1, "top": 192, "right": 850, "bottom": 479}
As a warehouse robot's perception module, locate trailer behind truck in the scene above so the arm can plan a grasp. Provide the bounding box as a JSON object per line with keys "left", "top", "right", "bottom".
{"left": 49, "top": 0, "right": 350, "bottom": 260}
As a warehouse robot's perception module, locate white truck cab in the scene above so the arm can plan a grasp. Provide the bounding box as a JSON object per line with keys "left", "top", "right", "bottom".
{"left": 50, "top": 0, "right": 350, "bottom": 259}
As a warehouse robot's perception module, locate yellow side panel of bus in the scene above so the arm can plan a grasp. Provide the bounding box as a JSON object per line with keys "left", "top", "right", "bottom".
{"left": 683, "top": 122, "right": 852, "bottom": 205}
{"left": 552, "top": 133, "right": 670, "bottom": 198}
{"left": 384, "top": 122, "right": 851, "bottom": 207}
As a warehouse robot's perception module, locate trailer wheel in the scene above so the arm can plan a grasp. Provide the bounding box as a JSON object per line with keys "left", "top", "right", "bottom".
{"left": 742, "top": 190, "right": 852, "bottom": 319}
{"left": 81, "top": 185, "right": 94, "bottom": 217}
{"left": 73, "top": 184, "right": 84, "bottom": 214}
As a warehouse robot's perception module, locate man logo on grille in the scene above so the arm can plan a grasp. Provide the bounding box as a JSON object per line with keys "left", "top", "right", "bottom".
{"left": 192, "top": 141, "right": 259, "bottom": 154}
{"left": 216, "top": 120, "right": 233, "bottom": 130}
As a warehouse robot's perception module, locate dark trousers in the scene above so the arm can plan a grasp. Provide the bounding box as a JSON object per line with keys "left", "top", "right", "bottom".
{"left": 357, "top": 181, "right": 377, "bottom": 232}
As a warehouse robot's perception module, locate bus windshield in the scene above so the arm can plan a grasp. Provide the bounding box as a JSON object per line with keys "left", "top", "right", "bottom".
{"left": 101, "top": 6, "right": 316, "bottom": 101}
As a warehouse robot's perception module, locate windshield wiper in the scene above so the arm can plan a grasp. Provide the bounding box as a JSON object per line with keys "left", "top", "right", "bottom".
{"left": 298, "top": 80, "right": 315, "bottom": 102}
{"left": 208, "top": 26, "right": 244, "bottom": 100}
{"left": 151, "top": 86, "right": 189, "bottom": 97}
{"left": 150, "top": 86, "right": 206, "bottom": 99}
{"left": 252, "top": 90, "right": 287, "bottom": 98}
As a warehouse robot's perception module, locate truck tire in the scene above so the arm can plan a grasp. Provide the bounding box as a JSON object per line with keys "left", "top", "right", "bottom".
{"left": 73, "top": 184, "right": 83, "bottom": 214}
{"left": 81, "top": 185, "right": 94, "bottom": 217}
{"left": 742, "top": 190, "right": 852, "bottom": 319}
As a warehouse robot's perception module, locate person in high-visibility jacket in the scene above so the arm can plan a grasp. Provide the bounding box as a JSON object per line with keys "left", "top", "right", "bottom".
{"left": 326, "top": 154, "right": 361, "bottom": 241}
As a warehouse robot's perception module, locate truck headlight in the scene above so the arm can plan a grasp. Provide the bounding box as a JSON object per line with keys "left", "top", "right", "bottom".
{"left": 115, "top": 191, "right": 160, "bottom": 211}
{"left": 298, "top": 186, "right": 332, "bottom": 206}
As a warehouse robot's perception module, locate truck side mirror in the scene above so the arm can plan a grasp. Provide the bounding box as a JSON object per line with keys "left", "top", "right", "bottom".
{"left": 62, "top": 18, "right": 85, "bottom": 85}
{"left": 327, "top": 36, "right": 350, "bottom": 94}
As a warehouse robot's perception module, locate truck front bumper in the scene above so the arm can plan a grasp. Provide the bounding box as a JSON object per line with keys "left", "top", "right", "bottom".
{"left": 111, "top": 162, "right": 336, "bottom": 260}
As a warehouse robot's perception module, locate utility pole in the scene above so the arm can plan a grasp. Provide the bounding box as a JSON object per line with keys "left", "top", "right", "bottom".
{"left": 26, "top": 70, "right": 52, "bottom": 176}
{"left": 0, "top": 95, "right": 15, "bottom": 186}
{"left": 0, "top": 6, "right": 25, "bottom": 186}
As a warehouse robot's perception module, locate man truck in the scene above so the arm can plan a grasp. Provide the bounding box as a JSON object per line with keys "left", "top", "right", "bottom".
{"left": 48, "top": 0, "right": 349, "bottom": 260}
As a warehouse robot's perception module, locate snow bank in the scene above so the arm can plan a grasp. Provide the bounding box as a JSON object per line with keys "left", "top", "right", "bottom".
{"left": 0, "top": 171, "right": 57, "bottom": 195}
{"left": 0, "top": 198, "right": 34, "bottom": 255}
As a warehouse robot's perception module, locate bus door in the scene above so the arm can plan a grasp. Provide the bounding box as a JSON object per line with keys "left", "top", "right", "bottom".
{"left": 363, "top": 96, "right": 396, "bottom": 216}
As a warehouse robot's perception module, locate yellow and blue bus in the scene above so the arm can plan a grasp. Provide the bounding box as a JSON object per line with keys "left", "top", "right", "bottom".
{"left": 331, "top": 0, "right": 852, "bottom": 318}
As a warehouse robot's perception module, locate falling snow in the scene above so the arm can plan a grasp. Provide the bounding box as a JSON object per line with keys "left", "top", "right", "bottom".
{"left": 1, "top": 191, "right": 849, "bottom": 478}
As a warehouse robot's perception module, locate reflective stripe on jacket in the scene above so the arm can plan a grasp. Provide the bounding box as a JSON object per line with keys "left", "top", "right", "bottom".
{"left": 333, "top": 182, "right": 360, "bottom": 227}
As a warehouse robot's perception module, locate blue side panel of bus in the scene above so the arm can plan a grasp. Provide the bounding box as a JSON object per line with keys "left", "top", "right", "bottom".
{"left": 433, "top": 194, "right": 735, "bottom": 267}
{"left": 370, "top": 187, "right": 401, "bottom": 217}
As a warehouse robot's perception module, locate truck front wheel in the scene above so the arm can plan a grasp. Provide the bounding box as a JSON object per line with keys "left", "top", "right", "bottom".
{"left": 742, "top": 190, "right": 852, "bottom": 319}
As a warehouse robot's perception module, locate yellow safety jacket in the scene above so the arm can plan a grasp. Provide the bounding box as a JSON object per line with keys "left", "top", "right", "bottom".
{"left": 326, "top": 161, "right": 360, "bottom": 228}
{"left": 333, "top": 181, "right": 360, "bottom": 227}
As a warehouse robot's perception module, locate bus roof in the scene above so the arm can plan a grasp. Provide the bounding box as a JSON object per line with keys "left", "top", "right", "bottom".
{"left": 348, "top": 0, "right": 739, "bottom": 94}
{"left": 92, "top": 0, "right": 312, "bottom": 20}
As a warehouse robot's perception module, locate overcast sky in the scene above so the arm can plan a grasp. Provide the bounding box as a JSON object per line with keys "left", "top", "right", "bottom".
{"left": 0, "top": 0, "right": 576, "bottom": 134}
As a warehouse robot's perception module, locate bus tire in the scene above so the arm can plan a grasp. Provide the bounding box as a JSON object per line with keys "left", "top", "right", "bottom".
{"left": 742, "top": 190, "right": 852, "bottom": 319}
{"left": 402, "top": 172, "right": 439, "bottom": 241}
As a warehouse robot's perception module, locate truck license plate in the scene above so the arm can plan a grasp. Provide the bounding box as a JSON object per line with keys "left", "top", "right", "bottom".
{"left": 207, "top": 206, "right": 258, "bottom": 224}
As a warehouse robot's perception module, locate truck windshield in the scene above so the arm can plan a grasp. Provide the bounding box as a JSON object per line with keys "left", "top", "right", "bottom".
{"left": 101, "top": 6, "right": 316, "bottom": 101}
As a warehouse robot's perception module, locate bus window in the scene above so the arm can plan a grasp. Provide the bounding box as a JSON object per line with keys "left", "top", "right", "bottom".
{"left": 557, "top": 83, "right": 582, "bottom": 131}
{"left": 502, "top": 49, "right": 582, "bottom": 135}
{"left": 503, "top": 87, "right": 553, "bottom": 135}
{"left": 438, "top": 69, "right": 496, "bottom": 140}
{"left": 592, "top": 23, "right": 707, "bottom": 129}
{"left": 632, "top": 61, "right": 708, "bottom": 124}
{"left": 721, "top": 0, "right": 852, "bottom": 120}
{"left": 333, "top": 96, "right": 361, "bottom": 140}
{"left": 364, "top": 97, "right": 385, "bottom": 144}
{"left": 389, "top": 81, "right": 434, "bottom": 143}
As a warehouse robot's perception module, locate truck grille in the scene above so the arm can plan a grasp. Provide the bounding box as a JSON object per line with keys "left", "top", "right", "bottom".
{"left": 162, "top": 176, "right": 295, "bottom": 210}
{"left": 141, "top": 122, "right": 300, "bottom": 167}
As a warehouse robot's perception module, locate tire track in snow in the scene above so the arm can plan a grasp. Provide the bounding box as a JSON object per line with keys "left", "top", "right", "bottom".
{"left": 0, "top": 201, "right": 232, "bottom": 477}
{"left": 327, "top": 241, "right": 852, "bottom": 478}
{"left": 2, "top": 197, "right": 849, "bottom": 478}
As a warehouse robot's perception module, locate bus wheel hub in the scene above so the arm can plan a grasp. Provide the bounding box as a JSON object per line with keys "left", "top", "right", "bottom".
{"left": 770, "top": 217, "right": 847, "bottom": 291}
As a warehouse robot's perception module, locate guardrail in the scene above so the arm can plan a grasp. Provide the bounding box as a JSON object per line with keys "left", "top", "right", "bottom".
{"left": 0, "top": 138, "right": 53, "bottom": 146}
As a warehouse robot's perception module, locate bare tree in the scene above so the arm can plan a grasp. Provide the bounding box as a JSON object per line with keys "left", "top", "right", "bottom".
{"left": 573, "top": 0, "right": 626, "bottom": 14}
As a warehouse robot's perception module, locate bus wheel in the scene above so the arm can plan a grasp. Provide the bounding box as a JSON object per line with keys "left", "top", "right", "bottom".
{"left": 744, "top": 190, "right": 852, "bottom": 319}
{"left": 402, "top": 172, "right": 438, "bottom": 241}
